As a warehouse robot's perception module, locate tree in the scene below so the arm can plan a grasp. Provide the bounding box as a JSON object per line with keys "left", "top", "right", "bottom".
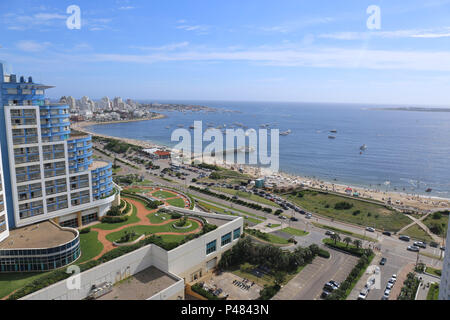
{"left": 274, "top": 272, "right": 286, "bottom": 287}
{"left": 343, "top": 237, "right": 352, "bottom": 248}
{"left": 353, "top": 239, "right": 362, "bottom": 249}
{"left": 330, "top": 233, "right": 341, "bottom": 245}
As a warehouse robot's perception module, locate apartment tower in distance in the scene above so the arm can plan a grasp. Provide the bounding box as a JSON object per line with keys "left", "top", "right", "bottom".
{"left": 0, "top": 62, "right": 118, "bottom": 272}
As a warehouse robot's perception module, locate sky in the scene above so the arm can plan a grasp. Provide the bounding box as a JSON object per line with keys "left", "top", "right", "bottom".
{"left": 1, "top": 0, "right": 450, "bottom": 106}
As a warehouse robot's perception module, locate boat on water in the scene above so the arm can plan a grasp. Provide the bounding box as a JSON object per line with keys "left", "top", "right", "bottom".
{"left": 328, "top": 135, "right": 336, "bottom": 139}
{"left": 425, "top": 188, "right": 432, "bottom": 193}
{"left": 280, "top": 129, "right": 291, "bottom": 136}
{"left": 330, "top": 129, "right": 337, "bottom": 133}
{"left": 360, "top": 144, "right": 367, "bottom": 151}
{"left": 177, "top": 124, "right": 184, "bottom": 128}
{"left": 259, "top": 124, "right": 270, "bottom": 128}
{"left": 165, "top": 126, "right": 170, "bottom": 129}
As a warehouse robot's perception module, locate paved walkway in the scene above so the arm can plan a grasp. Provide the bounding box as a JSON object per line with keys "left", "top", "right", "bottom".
{"left": 389, "top": 262, "right": 415, "bottom": 300}
{"left": 397, "top": 212, "right": 440, "bottom": 243}
{"left": 90, "top": 190, "right": 200, "bottom": 260}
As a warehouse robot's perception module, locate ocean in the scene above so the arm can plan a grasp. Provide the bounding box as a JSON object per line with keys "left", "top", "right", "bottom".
{"left": 86, "top": 101, "right": 450, "bottom": 198}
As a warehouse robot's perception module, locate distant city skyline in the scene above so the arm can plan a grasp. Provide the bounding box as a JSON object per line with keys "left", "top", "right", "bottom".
{"left": 2, "top": 0, "right": 450, "bottom": 106}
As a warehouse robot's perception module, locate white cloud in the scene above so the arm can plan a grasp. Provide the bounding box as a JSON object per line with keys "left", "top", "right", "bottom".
{"left": 87, "top": 45, "right": 450, "bottom": 72}
{"left": 320, "top": 27, "right": 450, "bottom": 40}
{"left": 16, "top": 40, "right": 51, "bottom": 52}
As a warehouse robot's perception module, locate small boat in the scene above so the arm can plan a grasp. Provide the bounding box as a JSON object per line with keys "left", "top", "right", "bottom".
{"left": 165, "top": 126, "right": 170, "bottom": 129}
{"left": 425, "top": 188, "right": 432, "bottom": 193}
{"left": 330, "top": 129, "right": 337, "bottom": 133}
{"left": 189, "top": 125, "right": 195, "bottom": 130}
{"left": 328, "top": 135, "right": 336, "bottom": 139}
{"left": 177, "top": 124, "right": 184, "bottom": 128}
{"left": 280, "top": 129, "right": 291, "bottom": 136}
{"left": 360, "top": 144, "right": 367, "bottom": 151}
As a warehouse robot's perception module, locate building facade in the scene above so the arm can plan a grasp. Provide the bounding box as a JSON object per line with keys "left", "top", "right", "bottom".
{"left": 0, "top": 63, "right": 116, "bottom": 232}
{"left": 439, "top": 221, "right": 450, "bottom": 300}
{"left": 0, "top": 145, "right": 8, "bottom": 243}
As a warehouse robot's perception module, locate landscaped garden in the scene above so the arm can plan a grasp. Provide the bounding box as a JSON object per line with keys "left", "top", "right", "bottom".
{"left": 285, "top": 189, "right": 411, "bottom": 231}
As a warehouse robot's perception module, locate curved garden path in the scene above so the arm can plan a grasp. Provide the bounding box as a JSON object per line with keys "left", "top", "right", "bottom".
{"left": 90, "top": 195, "right": 201, "bottom": 260}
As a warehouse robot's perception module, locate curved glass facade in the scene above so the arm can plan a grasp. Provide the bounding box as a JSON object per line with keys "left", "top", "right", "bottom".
{"left": 0, "top": 232, "right": 80, "bottom": 272}
{"left": 91, "top": 163, "right": 113, "bottom": 200}
{"left": 68, "top": 136, "right": 93, "bottom": 174}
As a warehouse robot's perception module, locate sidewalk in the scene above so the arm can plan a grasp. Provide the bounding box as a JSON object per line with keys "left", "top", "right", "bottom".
{"left": 347, "top": 253, "right": 382, "bottom": 300}
{"left": 389, "top": 262, "right": 415, "bottom": 300}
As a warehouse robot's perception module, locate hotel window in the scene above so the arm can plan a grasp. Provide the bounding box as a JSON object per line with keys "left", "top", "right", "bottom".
{"left": 206, "top": 240, "right": 217, "bottom": 255}
{"left": 221, "top": 232, "right": 232, "bottom": 246}
{"left": 233, "top": 228, "right": 241, "bottom": 240}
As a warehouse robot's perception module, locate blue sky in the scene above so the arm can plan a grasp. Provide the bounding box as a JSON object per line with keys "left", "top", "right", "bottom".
{"left": 1, "top": 0, "right": 450, "bottom": 105}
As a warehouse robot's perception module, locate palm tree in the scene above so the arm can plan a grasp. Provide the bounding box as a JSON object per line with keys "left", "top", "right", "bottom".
{"left": 343, "top": 237, "right": 352, "bottom": 248}
{"left": 353, "top": 239, "right": 362, "bottom": 249}
{"left": 330, "top": 233, "right": 341, "bottom": 245}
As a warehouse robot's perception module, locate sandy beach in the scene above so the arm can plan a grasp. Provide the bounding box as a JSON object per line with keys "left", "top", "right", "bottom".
{"left": 72, "top": 119, "right": 450, "bottom": 212}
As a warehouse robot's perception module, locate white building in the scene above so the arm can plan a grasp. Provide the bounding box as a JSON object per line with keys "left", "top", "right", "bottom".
{"left": 0, "top": 144, "right": 8, "bottom": 243}
{"left": 439, "top": 221, "right": 450, "bottom": 300}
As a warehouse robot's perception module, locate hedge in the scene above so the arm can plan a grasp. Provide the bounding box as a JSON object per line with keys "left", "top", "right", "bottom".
{"left": 191, "top": 283, "right": 226, "bottom": 300}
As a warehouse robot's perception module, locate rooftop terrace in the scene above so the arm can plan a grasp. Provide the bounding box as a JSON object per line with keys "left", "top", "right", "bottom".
{"left": 97, "top": 266, "right": 179, "bottom": 300}
{"left": 0, "top": 221, "right": 76, "bottom": 249}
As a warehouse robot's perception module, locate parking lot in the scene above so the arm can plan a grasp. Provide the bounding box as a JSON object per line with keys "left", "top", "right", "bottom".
{"left": 273, "top": 249, "right": 359, "bottom": 300}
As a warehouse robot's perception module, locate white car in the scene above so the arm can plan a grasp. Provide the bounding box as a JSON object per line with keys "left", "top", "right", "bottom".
{"left": 383, "top": 288, "right": 391, "bottom": 299}
{"left": 386, "top": 282, "right": 394, "bottom": 290}
{"left": 366, "top": 227, "right": 375, "bottom": 232}
{"left": 358, "top": 288, "right": 369, "bottom": 300}
{"left": 392, "top": 274, "right": 397, "bottom": 280}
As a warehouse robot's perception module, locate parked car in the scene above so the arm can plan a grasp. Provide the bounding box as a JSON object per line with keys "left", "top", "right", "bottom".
{"left": 386, "top": 282, "right": 394, "bottom": 290}
{"left": 325, "top": 230, "right": 335, "bottom": 236}
{"left": 305, "top": 213, "right": 312, "bottom": 219}
{"left": 407, "top": 245, "right": 420, "bottom": 252}
{"left": 382, "top": 231, "right": 392, "bottom": 236}
{"left": 380, "top": 257, "right": 387, "bottom": 265}
{"left": 440, "top": 246, "right": 446, "bottom": 251}
{"left": 358, "top": 287, "right": 369, "bottom": 300}
{"left": 290, "top": 217, "right": 298, "bottom": 222}
{"left": 413, "top": 241, "right": 427, "bottom": 248}
{"left": 321, "top": 290, "right": 331, "bottom": 299}
{"left": 329, "top": 280, "right": 340, "bottom": 288}
{"left": 399, "top": 235, "right": 411, "bottom": 242}
{"left": 366, "top": 227, "right": 375, "bottom": 232}
{"left": 430, "top": 241, "right": 439, "bottom": 248}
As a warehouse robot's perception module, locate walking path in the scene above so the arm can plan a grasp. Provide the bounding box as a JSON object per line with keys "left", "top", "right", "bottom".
{"left": 397, "top": 213, "right": 440, "bottom": 243}
{"left": 389, "top": 262, "right": 415, "bottom": 300}
{"left": 90, "top": 190, "right": 201, "bottom": 260}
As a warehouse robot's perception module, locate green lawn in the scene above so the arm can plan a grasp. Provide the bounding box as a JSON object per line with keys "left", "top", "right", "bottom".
{"left": 124, "top": 187, "right": 149, "bottom": 194}
{"left": 197, "top": 199, "right": 263, "bottom": 225}
{"left": 147, "top": 211, "right": 172, "bottom": 224}
{"left": 422, "top": 212, "right": 449, "bottom": 238}
{"left": 281, "top": 227, "right": 309, "bottom": 236}
{"left": 425, "top": 266, "right": 442, "bottom": 277}
{"left": 93, "top": 203, "right": 140, "bottom": 230}
{"left": 77, "top": 231, "right": 104, "bottom": 263}
{"left": 105, "top": 220, "right": 201, "bottom": 243}
{"left": 213, "top": 187, "right": 281, "bottom": 208}
{"left": 0, "top": 271, "right": 53, "bottom": 299}
{"left": 245, "top": 229, "right": 290, "bottom": 245}
{"left": 402, "top": 224, "right": 434, "bottom": 243}
{"left": 152, "top": 190, "right": 177, "bottom": 199}
{"left": 311, "top": 222, "right": 377, "bottom": 242}
{"left": 426, "top": 283, "right": 440, "bottom": 300}
{"left": 286, "top": 190, "right": 410, "bottom": 232}
{"left": 166, "top": 198, "right": 187, "bottom": 208}
{"left": 267, "top": 223, "right": 281, "bottom": 228}
{"left": 192, "top": 194, "right": 267, "bottom": 220}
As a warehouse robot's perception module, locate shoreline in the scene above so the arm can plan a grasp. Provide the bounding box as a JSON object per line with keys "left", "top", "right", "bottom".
{"left": 73, "top": 119, "right": 450, "bottom": 212}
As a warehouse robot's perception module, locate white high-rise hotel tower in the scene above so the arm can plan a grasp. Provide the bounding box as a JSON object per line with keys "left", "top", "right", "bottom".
{"left": 0, "top": 62, "right": 118, "bottom": 272}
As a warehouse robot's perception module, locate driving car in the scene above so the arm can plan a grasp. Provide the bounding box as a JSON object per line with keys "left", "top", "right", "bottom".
{"left": 399, "top": 235, "right": 411, "bottom": 242}
{"left": 382, "top": 231, "right": 392, "bottom": 236}
{"left": 305, "top": 213, "right": 312, "bottom": 219}
{"left": 413, "top": 241, "right": 427, "bottom": 248}
{"left": 366, "top": 227, "right": 375, "bottom": 232}
{"left": 325, "top": 230, "right": 335, "bottom": 236}
{"left": 380, "top": 257, "right": 387, "bottom": 265}
{"left": 407, "top": 245, "right": 420, "bottom": 252}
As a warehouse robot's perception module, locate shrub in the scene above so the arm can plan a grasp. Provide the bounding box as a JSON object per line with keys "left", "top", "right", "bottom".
{"left": 106, "top": 205, "right": 122, "bottom": 217}
{"left": 101, "top": 215, "right": 128, "bottom": 223}
{"left": 170, "top": 212, "right": 182, "bottom": 219}
{"left": 334, "top": 201, "right": 353, "bottom": 210}
{"left": 192, "top": 283, "right": 226, "bottom": 300}
{"left": 258, "top": 284, "right": 281, "bottom": 300}
{"left": 318, "top": 249, "right": 330, "bottom": 258}
{"left": 352, "top": 210, "right": 361, "bottom": 216}
{"left": 79, "top": 227, "right": 91, "bottom": 234}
